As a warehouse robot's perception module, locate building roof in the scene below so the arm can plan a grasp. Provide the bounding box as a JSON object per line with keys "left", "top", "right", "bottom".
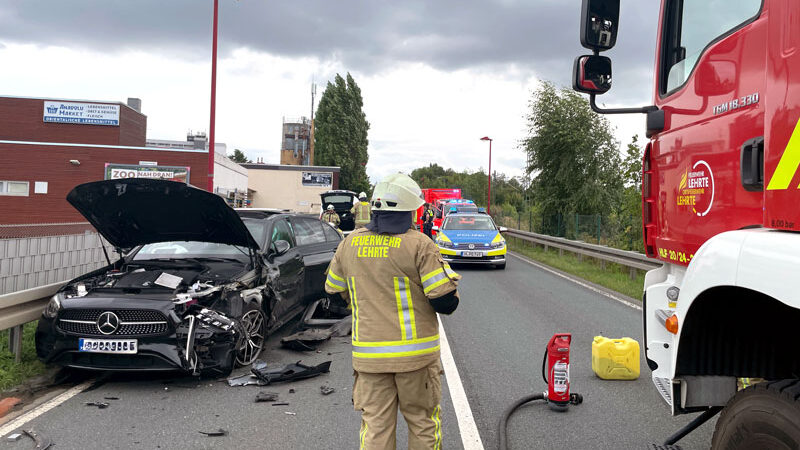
{"left": 241, "top": 163, "right": 340, "bottom": 172}
{"left": 0, "top": 95, "right": 142, "bottom": 114}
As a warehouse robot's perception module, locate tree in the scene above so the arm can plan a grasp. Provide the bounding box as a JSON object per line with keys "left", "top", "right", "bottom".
{"left": 314, "top": 73, "right": 370, "bottom": 193}
{"left": 522, "top": 82, "right": 623, "bottom": 219}
{"left": 229, "top": 149, "right": 251, "bottom": 164}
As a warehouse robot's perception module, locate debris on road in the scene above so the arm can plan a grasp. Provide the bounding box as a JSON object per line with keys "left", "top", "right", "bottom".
{"left": 254, "top": 391, "right": 279, "bottom": 403}
{"left": 6, "top": 433, "right": 22, "bottom": 442}
{"left": 251, "top": 360, "right": 332, "bottom": 385}
{"left": 227, "top": 373, "right": 265, "bottom": 387}
{"left": 284, "top": 411, "right": 296, "bottom": 416}
{"left": 84, "top": 401, "right": 110, "bottom": 409}
{"left": 22, "top": 429, "right": 53, "bottom": 449}
{"left": 104, "top": 397, "right": 120, "bottom": 400}
{"left": 320, "top": 385, "right": 335, "bottom": 395}
{"left": 272, "top": 402, "right": 290, "bottom": 406}
{"left": 198, "top": 429, "right": 227, "bottom": 437}
{"left": 280, "top": 316, "right": 352, "bottom": 351}
{"left": 289, "top": 388, "right": 295, "bottom": 394}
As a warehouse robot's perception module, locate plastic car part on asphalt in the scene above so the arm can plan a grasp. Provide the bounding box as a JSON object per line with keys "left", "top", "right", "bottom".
{"left": 251, "top": 360, "right": 332, "bottom": 385}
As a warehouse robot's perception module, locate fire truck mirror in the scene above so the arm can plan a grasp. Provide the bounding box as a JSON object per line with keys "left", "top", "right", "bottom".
{"left": 572, "top": 55, "right": 612, "bottom": 95}
{"left": 579, "top": 0, "right": 619, "bottom": 51}
{"left": 695, "top": 60, "right": 737, "bottom": 97}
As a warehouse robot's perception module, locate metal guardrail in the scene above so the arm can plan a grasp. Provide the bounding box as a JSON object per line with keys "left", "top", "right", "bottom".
{"left": 0, "top": 281, "right": 63, "bottom": 362}
{"left": 505, "top": 228, "right": 662, "bottom": 278}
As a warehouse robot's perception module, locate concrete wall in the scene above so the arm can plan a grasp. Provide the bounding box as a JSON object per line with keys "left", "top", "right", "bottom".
{"left": 0, "top": 231, "right": 113, "bottom": 295}
{"left": 246, "top": 166, "right": 338, "bottom": 214}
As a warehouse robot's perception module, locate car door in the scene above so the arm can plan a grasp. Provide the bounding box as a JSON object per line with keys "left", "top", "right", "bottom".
{"left": 289, "top": 217, "right": 339, "bottom": 301}
{"left": 265, "top": 218, "right": 304, "bottom": 327}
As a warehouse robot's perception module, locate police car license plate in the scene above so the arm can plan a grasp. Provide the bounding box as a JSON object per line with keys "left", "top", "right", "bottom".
{"left": 79, "top": 338, "right": 137, "bottom": 354}
{"left": 462, "top": 251, "right": 483, "bottom": 257}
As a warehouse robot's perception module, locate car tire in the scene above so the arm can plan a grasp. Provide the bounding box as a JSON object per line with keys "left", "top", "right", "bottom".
{"left": 235, "top": 303, "right": 267, "bottom": 367}
{"left": 711, "top": 379, "right": 800, "bottom": 450}
{"left": 495, "top": 262, "right": 506, "bottom": 270}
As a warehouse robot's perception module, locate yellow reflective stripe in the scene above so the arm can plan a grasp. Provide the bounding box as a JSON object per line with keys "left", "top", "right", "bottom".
{"left": 443, "top": 263, "right": 459, "bottom": 278}
{"left": 438, "top": 248, "right": 457, "bottom": 256}
{"left": 405, "top": 279, "right": 417, "bottom": 340}
{"left": 328, "top": 271, "right": 345, "bottom": 283}
{"left": 360, "top": 421, "right": 367, "bottom": 449}
{"left": 421, "top": 268, "right": 444, "bottom": 283}
{"left": 431, "top": 405, "right": 442, "bottom": 450}
{"left": 353, "top": 345, "right": 440, "bottom": 359}
{"left": 768, "top": 118, "right": 800, "bottom": 190}
{"left": 326, "top": 278, "right": 347, "bottom": 292}
{"left": 424, "top": 277, "right": 450, "bottom": 295}
{"left": 394, "top": 277, "right": 408, "bottom": 340}
{"left": 353, "top": 335, "right": 440, "bottom": 347}
{"left": 348, "top": 278, "right": 359, "bottom": 341}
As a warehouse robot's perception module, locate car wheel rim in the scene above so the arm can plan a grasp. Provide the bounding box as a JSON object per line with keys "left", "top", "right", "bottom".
{"left": 235, "top": 309, "right": 265, "bottom": 366}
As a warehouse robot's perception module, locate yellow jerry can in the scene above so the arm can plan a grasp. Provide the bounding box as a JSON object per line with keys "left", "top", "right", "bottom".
{"left": 591, "top": 336, "right": 640, "bottom": 380}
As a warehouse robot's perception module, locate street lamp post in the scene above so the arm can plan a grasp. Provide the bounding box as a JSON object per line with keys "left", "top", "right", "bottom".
{"left": 207, "top": 0, "right": 219, "bottom": 192}
{"left": 480, "top": 136, "right": 493, "bottom": 215}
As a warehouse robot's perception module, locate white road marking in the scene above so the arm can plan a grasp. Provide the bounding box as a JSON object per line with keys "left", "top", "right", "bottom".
{"left": 508, "top": 252, "right": 642, "bottom": 311}
{"left": 0, "top": 380, "right": 93, "bottom": 437}
{"left": 438, "top": 316, "right": 484, "bottom": 450}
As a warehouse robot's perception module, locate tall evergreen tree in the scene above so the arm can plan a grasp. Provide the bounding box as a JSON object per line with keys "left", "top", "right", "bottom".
{"left": 314, "top": 73, "right": 370, "bottom": 193}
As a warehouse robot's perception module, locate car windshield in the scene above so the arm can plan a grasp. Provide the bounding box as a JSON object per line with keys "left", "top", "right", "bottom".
{"left": 442, "top": 215, "right": 496, "bottom": 231}
{"left": 133, "top": 219, "right": 265, "bottom": 259}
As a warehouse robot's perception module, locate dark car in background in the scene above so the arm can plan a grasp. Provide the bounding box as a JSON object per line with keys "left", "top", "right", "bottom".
{"left": 36, "top": 179, "right": 341, "bottom": 376}
{"left": 319, "top": 190, "right": 358, "bottom": 232}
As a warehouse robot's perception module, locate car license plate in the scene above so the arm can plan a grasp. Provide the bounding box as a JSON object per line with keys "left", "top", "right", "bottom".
{"left": 462, "top": 251, "right": 484, "bottom": 257}
{"left": 79, "top": 338, "right": 137, "bottom": 354}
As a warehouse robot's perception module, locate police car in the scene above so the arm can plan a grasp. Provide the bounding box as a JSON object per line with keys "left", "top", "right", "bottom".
{"left": 434, "top": 213, "right": 507, "bottom": 269}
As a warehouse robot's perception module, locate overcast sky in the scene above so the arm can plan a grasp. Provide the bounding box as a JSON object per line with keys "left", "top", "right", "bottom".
{"left": 0, "top": 1, "right": 661, "bottom": 182}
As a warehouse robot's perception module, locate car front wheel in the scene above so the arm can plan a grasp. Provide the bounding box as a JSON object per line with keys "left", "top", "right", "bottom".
{"left": 235, "top": 304, "right": 266, "bottom": 367}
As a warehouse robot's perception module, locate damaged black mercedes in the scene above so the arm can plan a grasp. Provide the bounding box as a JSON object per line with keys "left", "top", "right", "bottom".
{"left": 36, "top": 178, "right": 342, "bottom": 376}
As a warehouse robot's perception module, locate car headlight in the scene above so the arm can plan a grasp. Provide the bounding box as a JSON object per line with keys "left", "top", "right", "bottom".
{"left": 490, "top": 240, "right": 506, "bottom": 249}
{"left": 43, "top": 293, "right": 63, "bottom": 319}
{"left": 437, "top": 240, "right": 453, "bottom": 248}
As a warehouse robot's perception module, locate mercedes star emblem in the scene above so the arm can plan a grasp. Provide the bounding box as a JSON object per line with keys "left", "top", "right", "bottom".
{"left": 97, "top": 311, "right": 120, "bottom": 335}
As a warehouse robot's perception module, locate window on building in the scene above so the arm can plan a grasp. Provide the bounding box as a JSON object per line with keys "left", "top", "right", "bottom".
{"left": 0, "top": 181, "right": 29, "bottom": 196}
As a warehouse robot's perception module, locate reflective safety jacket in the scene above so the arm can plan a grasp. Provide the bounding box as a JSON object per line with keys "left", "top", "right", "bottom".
{"left": 351, "top": 201, "right": 372, "bottom": 227}
{"left": 325, "top": 228, "right": 460, "bottom": 373}
{"left": 322, "top": 210, "right": 341, "bottom": 227}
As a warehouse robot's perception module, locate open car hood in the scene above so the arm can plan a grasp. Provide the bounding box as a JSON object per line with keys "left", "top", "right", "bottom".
{"left": 67, "top": 179, "right": 260, "bottom": 250}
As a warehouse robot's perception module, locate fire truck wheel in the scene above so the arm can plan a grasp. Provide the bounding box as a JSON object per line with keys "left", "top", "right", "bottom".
{"left": 711, "top": 379, "right": 800, "bottom": 450}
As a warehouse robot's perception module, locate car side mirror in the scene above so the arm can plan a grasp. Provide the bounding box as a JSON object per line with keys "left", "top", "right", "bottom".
{"left": 580, "top": 0, "right": 619, "bottom": 51}
{"left": 573, "top": 55, "right": 612, "bottom": 94}
{"left": 272, "top": 240, "right": 291, "bottom": 256}
{"left": 498, "top": 227, "right": 508, "bottom": 233}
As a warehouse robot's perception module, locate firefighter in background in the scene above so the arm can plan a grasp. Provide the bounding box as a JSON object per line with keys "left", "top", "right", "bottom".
{"left": 421, "top": 203, "right": 435, "bottom": 240}
{"left": 351, "top": 191, "right": 372, "bottom": 229}
{"left": 325, "top": 173, "right": 460, "bottom": 449}
{"left": 322, "top": 204, "right": 341, "bottom": 228}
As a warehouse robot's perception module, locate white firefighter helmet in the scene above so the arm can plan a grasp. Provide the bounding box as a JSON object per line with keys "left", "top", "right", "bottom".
{"left": 371, "top": 173, "right": 424, "bottom": 212}
{"left": 326, "top": 204, "right": 334, "bottom": 211}
{"left": 359, "top": 192, "right": 367, "bottom": 201}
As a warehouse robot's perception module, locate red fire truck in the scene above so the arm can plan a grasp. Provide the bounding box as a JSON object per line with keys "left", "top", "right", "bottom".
{"left": 416, "top": 188, "right": 462, "bottom": 233}
{"left": 573, "top": 0, "right": 800, "bottom": 446}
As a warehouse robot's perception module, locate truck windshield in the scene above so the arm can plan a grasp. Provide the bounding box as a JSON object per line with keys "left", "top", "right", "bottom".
{"left": 662, "top": 0, "right": 761, "bottom": 94}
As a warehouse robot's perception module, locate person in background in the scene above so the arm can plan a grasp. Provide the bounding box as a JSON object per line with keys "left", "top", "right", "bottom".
{"left": 351, "top": 191, "right": 372, "bottom": 229}
{"left": 422, "top": 203, "right": 435, "bottom": 240}
{"left": 322, "top": 204, "right": 341, "bottom": 228}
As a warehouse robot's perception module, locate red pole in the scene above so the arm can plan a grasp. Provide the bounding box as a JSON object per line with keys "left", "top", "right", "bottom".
{"left": 487, "top": 139, "right": 492, "bottom": 215}
{"left": 207, "top": 0, "right": 218, "bottom": 192}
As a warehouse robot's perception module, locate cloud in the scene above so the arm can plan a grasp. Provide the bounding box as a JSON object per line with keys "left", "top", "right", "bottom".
{"left": 0, "top": 1, "right": 659, "bottom": 102}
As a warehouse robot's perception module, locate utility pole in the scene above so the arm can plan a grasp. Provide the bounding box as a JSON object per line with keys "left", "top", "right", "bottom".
{"left": 207, "top": 0, "right": 219, "bottom": 192}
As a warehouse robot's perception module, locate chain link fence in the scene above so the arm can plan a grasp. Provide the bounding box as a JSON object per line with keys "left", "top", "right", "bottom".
{"left": 493, "top": 210, "right": 643, "bottom": 253}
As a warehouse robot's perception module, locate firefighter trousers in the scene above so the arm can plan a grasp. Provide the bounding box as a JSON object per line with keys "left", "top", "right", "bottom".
{"left": 353, "top": 360, "right": 443, "bottom": 450}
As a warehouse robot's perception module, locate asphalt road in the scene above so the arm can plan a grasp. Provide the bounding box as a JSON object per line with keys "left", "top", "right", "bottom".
{"left": 0, "top": 251, "right": 717, "bottom": 449}
{"left": 441, "top": 252, "right": 715, "bottom": 450}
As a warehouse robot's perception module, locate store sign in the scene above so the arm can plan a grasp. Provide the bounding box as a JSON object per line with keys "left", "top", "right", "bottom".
{"left": 104, "top": 163, "right": 190, "bottom": 184}
{"left": 43, "top": 101, "right": 120, "bottom": 126}
{"left": 302, "top": 171, "right": 332, "bottom": 187}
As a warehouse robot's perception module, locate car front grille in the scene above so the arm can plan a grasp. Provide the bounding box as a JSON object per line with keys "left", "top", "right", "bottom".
{"left": 58, "top": 309, "right": 170, "bottom": 337}
{"left": 452, "top": 243, "right": 491, "bottom": 250}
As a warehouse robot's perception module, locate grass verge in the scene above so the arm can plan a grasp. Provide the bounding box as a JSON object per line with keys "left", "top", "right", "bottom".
{"left": 0, "top": 321, "right": 48, "bottom": 392}
{"left": 507, "top": 236, "right": 645, "bottom": 300}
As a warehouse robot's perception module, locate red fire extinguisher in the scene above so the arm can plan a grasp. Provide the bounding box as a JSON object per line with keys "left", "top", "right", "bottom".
{"left": 544, "top": 333, "right": 571, "bottom": 411}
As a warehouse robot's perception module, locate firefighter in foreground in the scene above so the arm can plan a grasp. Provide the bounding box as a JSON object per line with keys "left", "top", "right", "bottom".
{"left": 325, "top": 173, "right": 460, "bottom": 449}
{"left": 322, "top": 204, "right": 341, "bottom": 228}
{"left": 351, "top": 191, "right": 372, "bottom": 229}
